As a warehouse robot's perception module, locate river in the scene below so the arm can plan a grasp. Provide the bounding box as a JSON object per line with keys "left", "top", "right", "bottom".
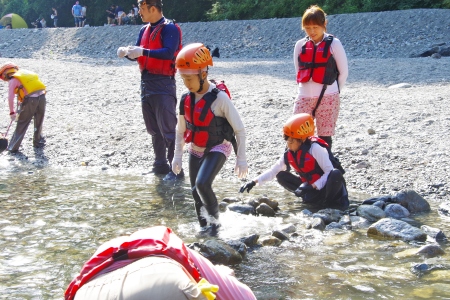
{"left": 0, "top": 163, "right": 449, "bottom": 299}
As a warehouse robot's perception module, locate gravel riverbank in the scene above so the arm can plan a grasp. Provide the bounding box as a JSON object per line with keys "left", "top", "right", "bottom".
{"left": 1, "top": 8, "right": 449, "bottom": 203}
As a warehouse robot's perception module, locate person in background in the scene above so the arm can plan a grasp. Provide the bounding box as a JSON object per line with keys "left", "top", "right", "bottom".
{"left": 106, "top": 5, "right": 116, "bottom": 25}
{"left": 132, "top": 4, "right": 139, "bottom": 17}
{"left": 172, "top": 43, "right": 248, "bottom": 231}
{"left": 40, "top": 17, "right": 46, "bottom": 28}
{"left": 64, "top": 226, "right": 257, "bottom": 300}
{"left": 0, "top": 62, "right": 46, "bottom": 153}
{"left": 293, "top": 5, "right": 348, "bottom": 151}
{"left": 115, "top": 4, "right": 125, "bottom": 25}
{"left": 51, "top": 7, "right": 58, "bottom": 27}
{"left": 81, "top": 5, "right": 87, "bottom": 27}
{"left": 72, "top": 1, "right": 82, "bottom": 27}
{"left": 240, "top": 113, "right": 349, "bottom": 210}
{"left": 116, "top": 0, "right": 182, "bottom": 180}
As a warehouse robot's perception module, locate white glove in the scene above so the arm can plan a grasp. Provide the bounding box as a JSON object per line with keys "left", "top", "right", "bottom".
{"left": 117, "top": 47, "right": 128, "bottom": 58}
{"left": 171, "top": 158, "right": 182, "bottom": 175}
{"left": 234, "top": 161, "right": 248, "bottom": 179}
{"left": 126, "top": 46, "right": 144, "bottom": 59}
{"left": 10, "top": 112, "right": 16, "bottom": 122}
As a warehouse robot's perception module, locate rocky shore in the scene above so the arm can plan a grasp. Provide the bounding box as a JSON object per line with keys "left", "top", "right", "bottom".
{"left": 0, "top": 8, "right": 450, "bottom": 203}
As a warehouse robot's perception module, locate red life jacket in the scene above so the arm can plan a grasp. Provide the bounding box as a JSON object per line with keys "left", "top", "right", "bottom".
{"left": 284, "top": 137, "right": 329, "bottom": 184}
{"left": 180, "top": 85, "right": 235, "bottom": 153}
{"left": 296, "top": 35, "right": 339, "bottom": 85}
{"left": 137, "top": 19, "right": 182, "bottom": 76}
{"left": 64, "top": 226, "right": 201, "bottom": 300}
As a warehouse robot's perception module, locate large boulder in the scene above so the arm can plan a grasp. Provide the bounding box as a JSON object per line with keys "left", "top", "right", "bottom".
{"left": 367, "top": 218, "right": 427, "bottom": 242}
{"left": 392, "top": 190, "right": 430, "bottom": 213}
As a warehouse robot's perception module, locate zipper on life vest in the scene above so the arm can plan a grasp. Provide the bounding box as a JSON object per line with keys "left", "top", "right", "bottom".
{"left": 310, "top": 43, "right": 317, "bottom": 80}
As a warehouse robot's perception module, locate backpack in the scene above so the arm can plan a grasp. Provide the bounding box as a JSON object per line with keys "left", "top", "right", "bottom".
{"left": 209, "top": 79, "right": 231, "bottom": 99}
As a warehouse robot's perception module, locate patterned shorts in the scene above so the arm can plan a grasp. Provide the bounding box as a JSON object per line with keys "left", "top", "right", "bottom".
{"left": 293, "top": 93, "right": 340, "bottom": 136}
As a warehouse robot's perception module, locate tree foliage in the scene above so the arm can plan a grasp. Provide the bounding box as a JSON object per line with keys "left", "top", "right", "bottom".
{"left": 0, "top": 0, "right": 448, "bottom": 27}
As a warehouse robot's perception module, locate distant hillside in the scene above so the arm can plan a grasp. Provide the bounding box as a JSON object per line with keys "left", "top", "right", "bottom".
{"left": 0, "top": 9, "right": 449, "bottom": 60}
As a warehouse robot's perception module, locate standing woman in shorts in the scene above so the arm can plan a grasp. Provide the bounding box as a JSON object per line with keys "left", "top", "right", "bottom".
{"left": 51, "top": 7, "right": 58, "bottom": 27}
{"left": 293, "top": 5, "right": 348, "bottom": 151}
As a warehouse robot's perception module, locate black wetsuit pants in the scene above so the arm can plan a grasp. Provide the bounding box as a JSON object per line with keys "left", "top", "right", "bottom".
{"left": 276, "top": 169, "right": 349, "bottom": 210}
{"left": 189, "top": 151, "right": 226, "bottom": 226}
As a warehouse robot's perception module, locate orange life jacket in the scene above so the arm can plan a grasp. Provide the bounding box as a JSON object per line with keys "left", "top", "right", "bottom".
{"left": 296, "top": 35, "right": 338, "bottom": 85}
{"left": 137, "top": 19, "right": 182, "bottom": 76}
{"left": 64, "top": 226, "right": 201, "bottom": 300}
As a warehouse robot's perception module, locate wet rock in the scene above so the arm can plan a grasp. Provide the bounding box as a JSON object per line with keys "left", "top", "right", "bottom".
{"left": 392, "top": 190, "right": 430, "bottom": 213}
{"left": 367, "top": 218, "right": 427, "bottom": 242}
{"left": 421, "top": 225, "right": 447, "bottom": 241}
{"left": 349, "top": 216, "right": 371, "bottom": 229}
{"left": 357, "top": 205, "right": 386, "bottom": 222}
{"left": 325, "top": 222, "right": 343, "bottom": 230}
{"left": 227, "top": 203, "right": 256, "bottom": 215}
{"left": 373, "top": 200, "right": 386, "bottom": 209}
{"left": 361, "top": 195, "right": 393, "bottom": 205}
{"left": 197, "top": 239, "right": 243, "bottom": 265}
{"left": 438, "top": 202, "right": 450, "bottom": 217}
{"left": 256, "top": 203, "right": 275, "bottom": 217}
{"left": 416, "top": 244, "right": 445, "bottom": 258}
{"left": 310, "top": 217, "right": 326, "bottom": 231}
{"left": 300, "top": 209, "right": 313, "bottom": 217}
{"left": 280, "top": 223, "right": 296, "bottom": 234}
{"left": 219, "top": 201, "right": 228, "bottom": 212}
{"left": 259, "top": 236, "right": 282, "bottom": 247}
{"left": 313, "top": 208, "right": 345, "bottom": 225}
{"left": 246, "top": 198, "right": 260, "bottom": 208}
{"left": 226, "top": 240, "right": 248, "bottom": 257}
{"left": 339, "top": 214, "right": 351, "bottom": 226}
{"left": 271, "top": 230, "right": 289, "bottom": 241}
{"left": 384, "top": 203, "right": 410, "bottom": 219}
{"left": 257, "top": 196, "right": 279, "bottom": 210}
{"left": 239, "top": 234, "right": 260, "bottom": 248}
{"left": 222, "top": 197, "right": 241, "bottom": 204}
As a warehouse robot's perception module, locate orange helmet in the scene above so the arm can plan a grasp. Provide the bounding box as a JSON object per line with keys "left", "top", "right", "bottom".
{"left": 283, "top": 113, "right": 315, "bottom": 139}
{"left": 175, "top": 43, "right": 213, "bottom": 74}
{"left": 0, "top": 62, "right": 19, "bottom": 81}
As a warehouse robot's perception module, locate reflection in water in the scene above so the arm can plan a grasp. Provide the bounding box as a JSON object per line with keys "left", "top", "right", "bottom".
{"left": 0, "top": 166, "right": 449, "bottom": 299}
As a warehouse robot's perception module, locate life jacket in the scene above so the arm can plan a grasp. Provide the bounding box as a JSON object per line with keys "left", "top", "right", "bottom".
{"left": 296, "top": 35, "right": 339, "bottom": 85}
{"left": 284, "top": 136, "right": 345, "bottom": 183}
{"left": 180, "top": 81, "right": 236, "bottom": 154}
{"left": 11, "top": 70, "right": 46, "bottom": 102}
{"left": 64, "top": 226, "right": 202, "bottom": 300}
{"left": 138, "top": 19, "right": 182, "bottom": 76}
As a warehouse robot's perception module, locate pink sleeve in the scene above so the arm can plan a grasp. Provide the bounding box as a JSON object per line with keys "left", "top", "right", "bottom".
{"left": 187, "top": 248, "right": 257, "bottom": 300}
{"left": 8, "top": 79, "right": 21, "bottom": 112}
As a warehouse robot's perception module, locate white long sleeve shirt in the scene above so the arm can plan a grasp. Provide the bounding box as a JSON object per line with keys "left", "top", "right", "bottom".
{"left": 293, "top": 33, "right": 348, "bottom": 98}
{"left": 174, "top": 83, "right": 247, "bottom": 164}
{"left": 253, "top": 142, "right": 333, "bottom": 190}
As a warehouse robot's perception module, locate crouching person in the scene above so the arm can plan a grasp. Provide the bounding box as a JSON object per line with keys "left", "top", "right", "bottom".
{"left": 65, "top": 226, "right": 256, "bottom": 300}
{"left": 240, "top": 113, "right": 349, "bottom": 210}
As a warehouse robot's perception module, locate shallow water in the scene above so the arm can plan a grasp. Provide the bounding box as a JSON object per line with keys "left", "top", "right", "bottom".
{"left": 0, "top": 164, "right": 449, "bottom": 300}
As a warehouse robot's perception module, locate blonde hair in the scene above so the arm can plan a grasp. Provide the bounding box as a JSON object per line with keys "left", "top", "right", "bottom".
{"left": 302, "top": 5, "right": 327, "bottom": 29}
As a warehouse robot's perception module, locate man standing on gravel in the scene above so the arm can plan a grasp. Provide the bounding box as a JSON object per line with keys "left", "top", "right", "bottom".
{"left": 71, "top": 1, "right": 82, "bottom": 27}
{"left": 117, "top": 0, "right": 182, "bottom": 180}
